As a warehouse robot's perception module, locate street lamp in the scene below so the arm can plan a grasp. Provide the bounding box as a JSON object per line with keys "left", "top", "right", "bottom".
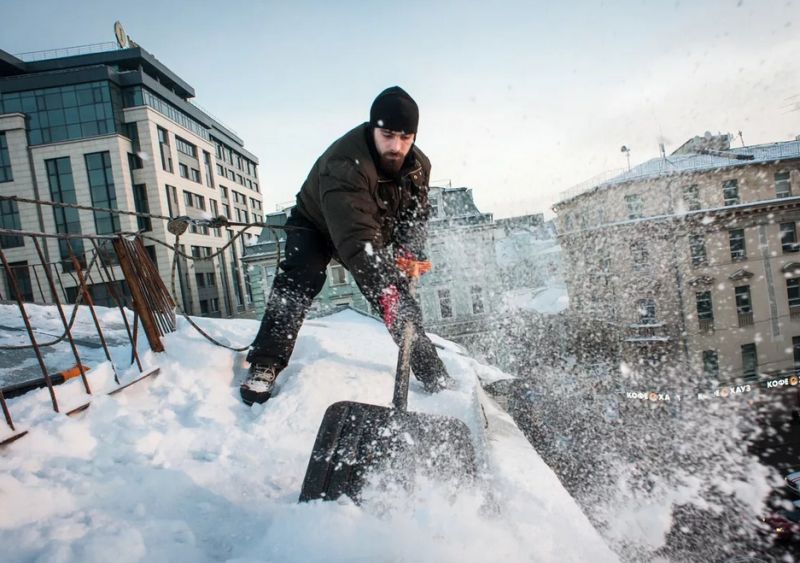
{"left": 620, "top": 145, "right": 631, "bottom": 171}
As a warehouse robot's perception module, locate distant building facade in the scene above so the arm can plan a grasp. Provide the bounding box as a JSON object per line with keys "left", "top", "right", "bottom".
{"left": 419, "top": 186, "right": 499, "bottom": 347}
{"left": 0, "top": 43, "right": 263, "bottom": 318}
{"left": 243, "top": 209, "right": 371, "bottom": 319}
{"left": 553, "top": 134, "right": 800, "bottom": 384}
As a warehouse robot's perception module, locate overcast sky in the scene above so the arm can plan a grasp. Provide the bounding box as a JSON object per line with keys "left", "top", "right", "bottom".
{"left": 2, "top": 0, "right": 798, "bottom": 218}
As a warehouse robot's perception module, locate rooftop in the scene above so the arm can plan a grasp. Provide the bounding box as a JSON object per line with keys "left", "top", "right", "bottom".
{"left": 556, "top": 137, "right": 800, "bottom": 208}
{"left": 0, "top": 43, "right": 251, "bottom": 157}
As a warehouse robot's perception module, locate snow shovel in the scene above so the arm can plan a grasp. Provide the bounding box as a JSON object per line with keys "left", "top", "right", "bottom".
{"left": 299, "top": 278, "right": 477, "bottom": 503}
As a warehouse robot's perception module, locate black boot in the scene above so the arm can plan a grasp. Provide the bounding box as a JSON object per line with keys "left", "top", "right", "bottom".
{"left": 241, "top": 364, "right": 279, "bottom": 405}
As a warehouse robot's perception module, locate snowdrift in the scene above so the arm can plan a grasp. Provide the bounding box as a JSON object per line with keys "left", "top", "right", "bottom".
{"left": 0, "top": 305, "right": 617, "bottom": 562}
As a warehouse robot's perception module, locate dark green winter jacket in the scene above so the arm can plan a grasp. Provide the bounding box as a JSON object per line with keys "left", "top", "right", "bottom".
{"left": 294, "top": 122, "right": 432, "bottom": 292}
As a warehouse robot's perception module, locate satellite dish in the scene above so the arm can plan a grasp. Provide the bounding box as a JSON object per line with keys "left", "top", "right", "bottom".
{"left": 114, "top": 21, "right": 128, "bottom": 49}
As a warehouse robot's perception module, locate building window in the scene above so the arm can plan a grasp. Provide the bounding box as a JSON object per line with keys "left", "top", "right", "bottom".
{"left": 330, "top": 264, "right": 347, "bottom": 285}
{"left": 195, "top": 272, "right": 206, "bottom": 288}
{"left": 683, "top": 184, "right": 700, "bottom": 211}
{"left": 696, "top": 290, "right": 714, "bottom": 330}
{"left": 637, "top": 298, "right": 657, "bottom": 324}
{"left": 702, "top": 350, "right": 719, "bottom": 378}
{"left": 780, "top": 222, "right": 799, "bottom": 253}
{"left": 175, "top": 136, "right": 197, "bottom": 158}
{"left": 438, "top": 288, "right": 453, "bottom": 319}
{"left": 195, "top": 195, "right": 206, "bottom": 211}
{"left": 85, "top": 152, "right": 120, "bottom": 235}
{"left": 630, "top": 240, "right": 649, "bottom": 271}
{"left": 207, "top": 272, "right": 216, "bottom": 287}
{"left": 788, "top": 278, "right": 800, "bottom": 318}
{"left": 471, "top": 285, "right": 485, "bottom": 315}
{"left": 689, "top": 234, "right": 707, "bottom": 266}
{"left": 741, "top": 343, "right": 757, "bottom": 379}
{"left": 625, "top": 194, "right": 643, "bottom": 220}
{"left": 204, "top": 152, "right": 214, "bottom": 188}
{"left": 220, "top": 186, "right": 228, "bottom": 199}
{"left": 0, "top": 199, "right": 23, "bottom": 248}
{"left": 45, "top": 157, "right": 85, "bottom": 269}
{"left": 776, "top": 171, "right": 792, "bottom": 199}
{"left": 735, "top": 285, "right": 753, "bottom": 327}
{"left": 157, "top": 126, "right": 173, "bottom": 173}
{"left": 223, "top": 204, "right": 231, "bottom": 219}
{"left": 190, "top": 168, "right": 201, "bottom": 183}
{"left": 4, "top": 261, "right": 33, "bottom": 302}
{"left": 0, "top": 132, "right": 12, "bottom": 182}
{"left": 179, "top": 163, "right": 189, "bottom": 179}
{"left": 728, "top": 229, "right": 746, "bottom": 260}
{"left": 2, "top": 82, "right": 118, "bottom": 146}
{"left": 165, "top": 185, "right": 177, "bottom": 216}
{"left": 127, "top": 152, "right": 143, "bottom": 170}
{"left": 132, "top": 184, "right": 152, "bottom": 232}
{"left": 723, "top": 179, "right": 739, "bottom": 206}
{"left": 793, "top": 336, "right": 800, "bottom": 374}
{"left": 183, "top": 191, "right": 193, "bottom": 208}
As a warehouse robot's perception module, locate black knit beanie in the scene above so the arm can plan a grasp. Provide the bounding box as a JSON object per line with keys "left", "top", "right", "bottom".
{"left": 369, "top": 86, "right": 419, "bottom": 134}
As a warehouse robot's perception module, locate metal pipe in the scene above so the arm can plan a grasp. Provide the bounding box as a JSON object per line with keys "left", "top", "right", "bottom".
{"left": 90, "top": 238, "right": 142, "bottom": 372}
{"left": 0, "top": 390, "right": 15, "bottom": 431}
{"left": 34, "top": 237, "right": 91, "bottom": 395}
{"left": 0, "top": 247, "right": 59, "bottom": 412}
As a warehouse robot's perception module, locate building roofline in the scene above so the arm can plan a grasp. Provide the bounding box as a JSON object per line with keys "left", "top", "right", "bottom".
{"left": 2, "top": 46, "right": 196, "bottom": 98}
{"left": 554, "top": 138, "right": 800, "bottom": 211}
{"left": 0, "top": 49, "right": 25, "bottom": 75}
{"left": 0, "top": 45, "right": 259, "bottom": 159}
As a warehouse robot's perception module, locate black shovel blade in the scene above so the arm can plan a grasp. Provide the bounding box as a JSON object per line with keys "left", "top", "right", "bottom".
{"left": 299, "top": 400, "right": 477, "bottom": 503}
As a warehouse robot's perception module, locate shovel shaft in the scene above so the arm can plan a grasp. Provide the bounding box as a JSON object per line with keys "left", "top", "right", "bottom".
{"left": 391, "top": 278, "right": 417, "bottom": 411}
{"left": 392, "top": 321, "right": 413, "bottom": 410}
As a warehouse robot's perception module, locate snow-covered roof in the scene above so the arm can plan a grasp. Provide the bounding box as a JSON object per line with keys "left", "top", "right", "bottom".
{"left": 606, "top": 140, "right": 800, "bottom": 187}
{"left": 558, "top": 139, "right": 800, "bottom": 207}
{"left": 0, "top": 303, "right": 615, "bottom": 562}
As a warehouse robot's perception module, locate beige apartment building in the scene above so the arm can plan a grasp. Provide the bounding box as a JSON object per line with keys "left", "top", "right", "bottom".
{"left": 553, "top": 135, "right": 800, "bottom": 385}
{"left": 0, "top": 43, "right": 263, "bottom": 317}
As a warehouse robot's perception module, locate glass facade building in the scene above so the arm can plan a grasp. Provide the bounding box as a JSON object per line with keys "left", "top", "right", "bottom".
{"left": 45, "top": 156, "right": 85, "bottom": 267}
{"left": 0, "top": 131, "right": 12, "bottom": 182}
{"left": 1, "top": 81, "right": 123, "bottom": 146}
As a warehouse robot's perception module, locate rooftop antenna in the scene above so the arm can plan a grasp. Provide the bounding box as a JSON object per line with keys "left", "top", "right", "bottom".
{"left": 620, "top": 145, "right": 631, "bottom": 171}
{"left": 738, "top": 130, "right": 745, "bottom": 147}
{"left": 659, "top": 143, "right": 666, "bottom": 160}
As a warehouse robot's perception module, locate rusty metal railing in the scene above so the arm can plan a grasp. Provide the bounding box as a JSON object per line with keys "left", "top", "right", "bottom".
{"left": 0, "top": 231, "right": 169, "bottom": 445}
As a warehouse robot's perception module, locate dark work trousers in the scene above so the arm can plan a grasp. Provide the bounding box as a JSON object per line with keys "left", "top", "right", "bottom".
{"left": 247, "top": 214, "right": 448, "bottom": 386}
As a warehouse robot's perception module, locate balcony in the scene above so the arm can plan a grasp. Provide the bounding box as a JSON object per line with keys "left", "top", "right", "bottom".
{"left": 791, "top": 306, "right": 800, "bottom": 321}
{"left": 699, "top": 318, "right": 715, "bottom": 332}
{"left": 737, "top": 311, "right": 754, "bottom": 327}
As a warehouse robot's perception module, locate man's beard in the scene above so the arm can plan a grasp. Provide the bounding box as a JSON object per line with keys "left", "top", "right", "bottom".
{"left": 379, "top": 151, "right": 405, "bottom": 175}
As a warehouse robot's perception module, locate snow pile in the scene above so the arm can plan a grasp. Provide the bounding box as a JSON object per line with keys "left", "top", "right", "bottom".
{"left": 0, "top": 306, "right": 616, "bottom": 562}
{"left": 503, "top": 285, "right": 569, "bottom": 315}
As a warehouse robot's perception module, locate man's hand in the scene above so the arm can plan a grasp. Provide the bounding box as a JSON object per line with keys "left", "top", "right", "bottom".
{"left": 379, "top": 285, "right": 401, "bottom": 328}
{"left": 396, "top": 247, "right": 431, "bottom": 278}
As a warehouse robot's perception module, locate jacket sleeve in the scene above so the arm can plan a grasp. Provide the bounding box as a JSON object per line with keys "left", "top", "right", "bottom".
{"left": 393, "top": 154, "right": 432, "bottom": 258}
{"left": 319, "top": 158, "right": 398, "bottom": 298}
{"left": 394, "top": 181, "right": 431, "bottom": 259}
